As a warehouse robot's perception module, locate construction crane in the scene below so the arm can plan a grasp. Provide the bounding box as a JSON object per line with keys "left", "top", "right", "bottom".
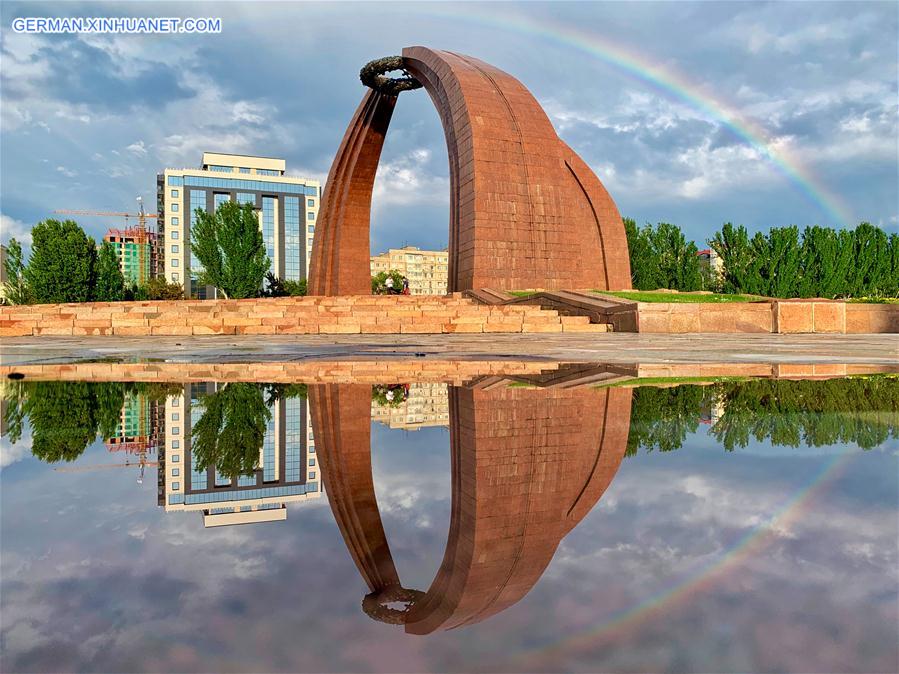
{"left": 54, "top": 197, "right": 161, "bottom": 281}
{"left": 54, "top": 460, "right": 159, "bottom": 484}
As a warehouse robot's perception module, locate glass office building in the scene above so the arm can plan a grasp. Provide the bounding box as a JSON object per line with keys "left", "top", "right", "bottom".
{"left": 157, "top": 153, "right": 320, "bottom": 298}
{"left": 159, "top": 384, "right": 320, "bottom": 527}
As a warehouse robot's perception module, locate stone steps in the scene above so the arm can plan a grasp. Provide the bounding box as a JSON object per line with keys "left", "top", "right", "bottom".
{"left": 0, "top": 294, "right": 609, "bottom": 337}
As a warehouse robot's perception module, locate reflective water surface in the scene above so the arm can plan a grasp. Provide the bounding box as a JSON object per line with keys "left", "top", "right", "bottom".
{"left": 1, "top": 367, "right": 897, "bottom": 673}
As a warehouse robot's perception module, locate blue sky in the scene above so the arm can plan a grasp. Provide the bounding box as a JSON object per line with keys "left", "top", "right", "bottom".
{"left": 1, "top": 1, "right": 896, "bottom": 254}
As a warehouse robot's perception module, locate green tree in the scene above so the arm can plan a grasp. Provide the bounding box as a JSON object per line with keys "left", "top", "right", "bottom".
{"left": 2, "top": 237, "right": 32, "bottom": 305}
{"left": 626, "top": 385, "right": 705, "bottom": 455}
{"left": 372, "top": 269, "right": 405, "bottom": 294}
{"left": 190, "top": 201, "right": 270, "bottom": 299}
{"left": 649, "top": 222, "right": 704, "bottom": 291}
{"left": 766, "top": 226, "right": 801, "bottom": 298}
{"left": 4, "top": 381, "right": 127, "bottom": 463}
{"left": 191, "top": 383, "right": 272, "bottom": 479}
{"left": 264, "top": 273, "right": 307, "bottom": 297}
{"left": 887, "top": 233, "right": 899, "bottom": 297}
{"left": 850, "top": 223, "right": 891, "bottom": 297}
{"left": 711, "top": 223, "right": 754, "bottom": 295}
{"left": 624, "top": 218, "right": 659, "bottom": 290}
{"left": 94, "top": 241, "right": 126, "bottom": 302}
{"left": 799, "top": 226, "right": 853, "bottom": 298}
{"left": 145, "top": 277, "right": 185, "bottom": 300}
{"left": 24, "top": 219, "right": 97, "bottom": 303}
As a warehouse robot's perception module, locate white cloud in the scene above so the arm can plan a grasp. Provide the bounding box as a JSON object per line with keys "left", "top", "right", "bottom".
{"left": 125, "top": 140, "right": 147, "bottom": 157}
{"left": 372, "top": 148, "right": 449, "bottom": 207}
{"left": 56, "top": 165, "right": 77, "bottom": 178}
{"left": 1, "top": 213, "right": 33, "bottom": 247}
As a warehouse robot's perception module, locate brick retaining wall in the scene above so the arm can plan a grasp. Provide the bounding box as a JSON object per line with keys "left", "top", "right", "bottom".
{"left": 0, "top": 294, "right": 607, "bottom": 338}
{"left": 635, "top": 299, "right": 897, "bottom": 334}
{"left": 2, "top": 295, "right": 894, "bottom": 337}
{"left": 1, "top": 361, "right": 890, "bottom": 385}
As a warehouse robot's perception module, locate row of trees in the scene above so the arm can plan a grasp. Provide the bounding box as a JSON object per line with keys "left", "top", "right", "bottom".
{"left": 710, "top": 222, "right": 898, "bottom": 298}
{"left": 624, "top": 218, "right": 708, "bottom": 292}
{"left": 10, "top": 376, "right": 894, "bottom": 471}
{"left": 3, "top": 220, "right": 184, "bottom": 305}
{"left": 626, "top": 375, "right": 898, "bottom": 455}
{"left": 1, "top": 204, "right": 307, "bottom": 305}
{"left": 3, "top": 380, "right": 306, "bottom": 474}
{"left": 625, "top": 219, "right": 899, "bottom": 298}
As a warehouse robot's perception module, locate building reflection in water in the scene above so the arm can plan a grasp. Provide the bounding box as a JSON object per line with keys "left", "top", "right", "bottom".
{"left": 159, "top": 384, "right": 321, "bottom": 527}
{"left": 310, "top": 365, "right": 633, "bottom": 633}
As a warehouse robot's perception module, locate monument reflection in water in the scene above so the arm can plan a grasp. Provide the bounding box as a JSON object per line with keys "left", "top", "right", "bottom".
{"left": 309, "top": 366, "right": 632, "bottom": 632}
{"left": 3, "top": 367, "right": 897, "bottom": 668}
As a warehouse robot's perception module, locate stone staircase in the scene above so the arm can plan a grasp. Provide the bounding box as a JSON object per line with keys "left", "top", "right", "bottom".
{"left": 0, "top": 294, "right": 611, "bottom": 337}
{"left": 464, "top": 289, "right": 638, "bottom": 332}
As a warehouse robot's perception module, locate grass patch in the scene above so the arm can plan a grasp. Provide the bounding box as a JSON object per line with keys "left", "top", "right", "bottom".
{"left": 847, "top": 297, "right": 899, "bottom": 304}
{"left": 596, "top": 375, "right": 752, "bottom": 389}
{"left": 593, "top": 290, "right": 762, "bottom": 303}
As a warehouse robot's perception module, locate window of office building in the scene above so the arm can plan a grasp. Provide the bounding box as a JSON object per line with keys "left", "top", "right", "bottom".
{"left": 284, "top": 196, "right": 300, "bottom": 281}
{"left": 263, "top": 412, "right": 276, "bottom": 482}
{"left": 209, "top": 165, "right": 232, "bottom": 172}
{"left": 307, "top": 225, "right": 315, "bottom": 233}
{"left": 257, "top": 169, "right": 279, "bottom": 176}
{"left": 171, "top": 245, "right": 179, "bottom": 254}
{"left": 184, "top": 176, "right": 316, "bottom": 196}
{"left": 307, "top": 198, "right": 315, "bottom": 207}
{"left": 214, "top": 192, "right": 229, "bottom": 213}
{"left": 170, "top": 229, "right": 179, "bottom": 239}
{"left": 172, "top": 273, "right": 179, "bottom": 282}
{"left": 171, "top": 203, "right": 179, "bottom": 212}
{"left": 285, "top": 398, "right": 302, "bottom": 483}
{"left": 171, "top": 259, "right": 178, "bottom": 267}
{"left": 236, "top": 192, "right": 255, "bottom": 206}
{"left": 239, "top": 167, "right": 251, "bottom": 173}
{"left": 171, "top": 189, "right": 179, "bottom": 198}
{"left": 261, "top": 196, "right": 276, "bottom": 265}
{"left": 307, "top": 211, "right": 315, "bottom": 220}
{"left": 167, "top": 176, "right": 183, "bottom": 186}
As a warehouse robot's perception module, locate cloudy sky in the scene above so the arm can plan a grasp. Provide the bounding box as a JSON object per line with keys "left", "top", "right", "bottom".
{"left": 1, "top": 387, "right": 897, "bottom": 673}
{"left": 1, "top": 1, "right": 896, "bottom": 253}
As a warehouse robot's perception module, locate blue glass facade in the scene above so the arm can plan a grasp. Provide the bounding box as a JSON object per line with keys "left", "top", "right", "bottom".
{"left": 182, "top": 176, "right": 315, "bottom": 195}
{"left": 261, "top": 196, "right": 276, "bottom": 266}
{"left": 284, "top": 196, "right": 301, "bottom": 280}
{"left": 214, "top": 192, "right": 230, "bottom": 212}
{"left": 168, "top": 483, "right": 318, "bottom": 506}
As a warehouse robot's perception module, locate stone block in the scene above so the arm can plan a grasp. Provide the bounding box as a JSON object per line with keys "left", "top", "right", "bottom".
{"left": 775, "top": 301, "right": 814, "bottom": 333}
{"left": 812, "top": 302, "right": 845, "bottom": 333}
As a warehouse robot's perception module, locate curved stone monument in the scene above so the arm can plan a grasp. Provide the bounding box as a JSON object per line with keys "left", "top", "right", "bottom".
{"left": 308, "top": 370, "right": 632, "bottom": 632}
{"left": 309, "top": 47, "right": 631, "bottom": 295}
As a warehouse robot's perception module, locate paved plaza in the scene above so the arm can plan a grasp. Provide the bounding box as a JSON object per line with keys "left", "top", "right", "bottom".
{"left": 2, "top": 333, "right": 896, "bottom": 368}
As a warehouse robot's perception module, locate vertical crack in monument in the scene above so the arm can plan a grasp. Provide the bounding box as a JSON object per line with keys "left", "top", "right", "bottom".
{"left": 309, "top": 47, "right": 632, "bottom": 295}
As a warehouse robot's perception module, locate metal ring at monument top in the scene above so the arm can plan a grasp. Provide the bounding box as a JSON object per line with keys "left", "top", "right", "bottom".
{"left": 359, "top": 56, "right": 422, "bottom": 96}
{"left": 361, "top": 584, "right": 427, "bottom": 625}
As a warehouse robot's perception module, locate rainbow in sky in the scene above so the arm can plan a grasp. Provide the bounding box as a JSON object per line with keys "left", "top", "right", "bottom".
{"left": 420, "top": 6, "right": 856, "bottom": 226}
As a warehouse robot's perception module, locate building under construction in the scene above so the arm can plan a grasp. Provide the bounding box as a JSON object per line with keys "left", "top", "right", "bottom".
{"left": 103, "top": 227, "right": 159, "bottom": 286}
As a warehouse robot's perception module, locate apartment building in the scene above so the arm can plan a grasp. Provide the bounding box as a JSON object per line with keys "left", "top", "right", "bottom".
{"left": 371, "top": 383, "right": 450, "bottom": 430}
{"left": 370, "top": 246, "right": 449, "bottom": 295}
{"left": 157, "top": 153, "right": 320, "bottom": 298}
{"left": 103, "top": 227, "right": 158, "bottom": 286}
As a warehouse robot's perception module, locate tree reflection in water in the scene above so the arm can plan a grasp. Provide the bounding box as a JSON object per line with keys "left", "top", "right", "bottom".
{"left": 627, "top": 376, "right": 898, "bottom": 455}
{"left": 3, "top": 381, "right": 178, "bottom": 463}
